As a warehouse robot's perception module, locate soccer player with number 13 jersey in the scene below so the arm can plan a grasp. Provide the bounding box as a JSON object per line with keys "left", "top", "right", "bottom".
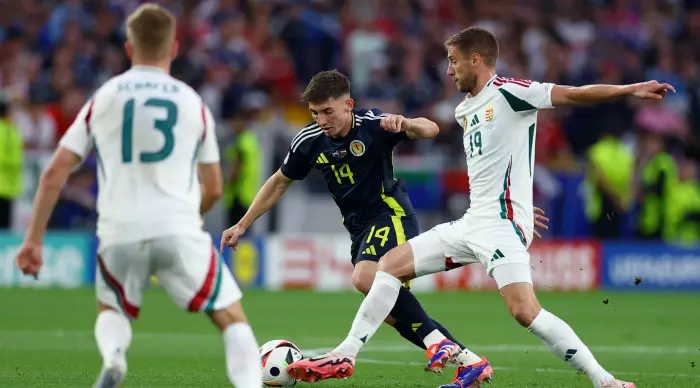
{"left": 15, "top": 4, "right": 262, "bottom": 387}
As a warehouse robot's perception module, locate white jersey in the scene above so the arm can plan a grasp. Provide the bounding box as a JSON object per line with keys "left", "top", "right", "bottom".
{"left": 455, "top": 74, "right": 554, "bottom": 242}
{"left": 59, "top": 66, "right": 220, "bottom": 248}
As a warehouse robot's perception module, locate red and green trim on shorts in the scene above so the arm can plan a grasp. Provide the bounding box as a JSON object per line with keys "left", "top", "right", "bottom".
{"left": 97, "top": 254, "right": 140, "bottom": 320}
{"left": 499, "top": 156, "right": 527, "bottom": 247}
{"left": 187, "top": 246, "right": 225, "bottom": 312}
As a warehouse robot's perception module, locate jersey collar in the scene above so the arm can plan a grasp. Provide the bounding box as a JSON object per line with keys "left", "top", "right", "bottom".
{"left": 130, "top": 65, "right": 167, "bottom": 73}
{"left": 484, "top": 73, "right": 498, "bottom": 87}
{"left": 464, "top": 74, "right": 498, "bottom": 104}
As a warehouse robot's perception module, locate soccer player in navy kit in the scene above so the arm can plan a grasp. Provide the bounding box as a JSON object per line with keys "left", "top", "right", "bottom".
{"left": 221, "top": 70, "right": 548, "bottom": 385}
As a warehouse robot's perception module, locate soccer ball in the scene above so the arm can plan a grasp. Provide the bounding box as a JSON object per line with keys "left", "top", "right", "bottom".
{"left": 259, "top": 339, "right": 303, "bottom": 386}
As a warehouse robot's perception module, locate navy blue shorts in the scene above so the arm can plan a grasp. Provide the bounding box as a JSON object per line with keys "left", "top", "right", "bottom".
{"left": 350, "top": 213, "right": 420, "bottom": 265}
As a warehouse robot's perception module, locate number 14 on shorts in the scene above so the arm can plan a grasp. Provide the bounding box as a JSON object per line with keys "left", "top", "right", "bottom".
{"left": 367, "top": 225, "right": 390, "bottom": 247}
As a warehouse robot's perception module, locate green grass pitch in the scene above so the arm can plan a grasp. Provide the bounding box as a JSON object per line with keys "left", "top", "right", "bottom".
{"left": 1, "top": 288, "right": 699, "bottom": 387}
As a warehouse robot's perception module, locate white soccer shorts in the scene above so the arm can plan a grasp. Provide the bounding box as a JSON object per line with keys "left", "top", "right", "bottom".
{"left": 409, "top": 215, "right": 533, "bottom": 288}
{"left": 96, "top": 231, "right": 242, "bottom": 320}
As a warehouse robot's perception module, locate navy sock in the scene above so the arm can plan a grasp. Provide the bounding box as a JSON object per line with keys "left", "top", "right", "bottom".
{"left": 389, "top": 287, "right": 463, "bottom": 348}
{"left": 392, "top": 320, "right": 426, "bottom": 350}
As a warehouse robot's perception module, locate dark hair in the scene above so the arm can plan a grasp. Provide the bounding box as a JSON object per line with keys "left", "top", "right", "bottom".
{"left": 444, "top": 27, "right": 499, "bottom": 67}
{"left": 301, "top": 70, "right": 351, "bottom": 104}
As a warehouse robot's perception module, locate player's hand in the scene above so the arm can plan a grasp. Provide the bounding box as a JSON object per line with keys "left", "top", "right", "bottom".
{"left": 380, "top": 114, "right": 410, "bottom": 133}
{"left": 15, "top": 241, "right": 43, "bottom": 279}
{"left": 220, "top": 224, "right": 246, "bottom": 254}
{"left": 533, "top": 207, "right": 549, "bottom": 240}
{"left": 629, "top": 80, "right": 675, "bottom": 100}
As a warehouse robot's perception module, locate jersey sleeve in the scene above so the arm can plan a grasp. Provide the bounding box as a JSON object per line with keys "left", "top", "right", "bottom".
{"left": 197, "top": 102, "right": 221, "bottom": 164}
{"left": 495, "top": 78, "right": 554, "bottom": 111}
{"left": 58, "top": 98, "right": 95, "bottom": 159}
{"left": 363, "top": 108, "right": 409, "bottom": 147}
{"left": 280, "top": 125, "right": 316, "bottom": 180}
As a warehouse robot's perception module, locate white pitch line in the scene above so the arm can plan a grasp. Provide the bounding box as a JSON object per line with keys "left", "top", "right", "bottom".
{"left": 7, "top": 331, "right": 700, "bottom": 356}
{"left": 304, "top": 344, "right": 700, "bottom": 356}
{"left": 303, "top": 348, "right": 700, "bottom": 379}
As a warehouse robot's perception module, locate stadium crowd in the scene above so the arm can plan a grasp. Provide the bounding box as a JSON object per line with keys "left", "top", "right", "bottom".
{"left": 0, "top": 0, "right": 699, "bottom": 244}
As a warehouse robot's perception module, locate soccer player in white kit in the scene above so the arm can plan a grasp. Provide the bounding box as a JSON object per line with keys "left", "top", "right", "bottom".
{"left": 15, "top": 5, "right": 262, "bottom": 388}
{"left": 289, "top": 27, "right": 675, "bottom": 388}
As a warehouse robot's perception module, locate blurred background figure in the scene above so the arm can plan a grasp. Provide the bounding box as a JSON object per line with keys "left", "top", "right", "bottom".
{"left": 0, "top": 94, "right": 23, "bottom": 230}
{"left": 667, "top": 144, "right": 700, "bottom": 245}
{"left": 585, "top": 121, "right": 634, "bottom": 240}
{"left": 634, "top": 128, "right": 677, "bottom": 241}
{"left": 222, "top": 101, "right": 262, "bottom": 228}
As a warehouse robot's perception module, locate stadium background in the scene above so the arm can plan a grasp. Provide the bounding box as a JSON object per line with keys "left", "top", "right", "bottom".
{"left": 1, "top": 1, "right": 700, "bottom": 387}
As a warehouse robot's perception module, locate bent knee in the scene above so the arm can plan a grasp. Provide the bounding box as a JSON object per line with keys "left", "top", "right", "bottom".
{"left": 377, "top": 247, "right": 415, "bottom": 283}
{"left": 508, "top": 302, "right": 541, "bottom": 327}
{"left": 352, "top": 270, "right": 374, "bottom": 294}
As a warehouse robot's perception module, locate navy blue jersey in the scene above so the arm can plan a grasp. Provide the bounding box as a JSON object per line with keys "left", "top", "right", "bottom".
{"left": 280, "top": 108, "right": 416, "bottom": 235}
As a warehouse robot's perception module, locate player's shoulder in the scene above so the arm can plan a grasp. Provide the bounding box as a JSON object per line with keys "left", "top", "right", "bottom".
{"left": 289, "top": 121, "right": 324, "bottom": 154}
{"left": 167, "top": 75, "right": 201, "bottom": 100}
{"left": 490, "top": 76, "right": 552, "bottom": 95}
{"left": 354, "top": 108, "right": 387, "bottom": 130}
{"left": 354, "top": 108, "right": 386, "bottom": 121}
{"left": 92, "top": 74, "right": 123, "bottom": 99}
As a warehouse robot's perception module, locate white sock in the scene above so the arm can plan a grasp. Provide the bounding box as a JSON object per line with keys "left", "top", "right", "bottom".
{"left": 223, "top": 322, "right": 262, "bottom": 388}
{"left": 528, "top": 309, "right": 615, "bottom": 386}
{"left": 455, "top": 348, "right": 483, "bottom": 366}
{"left": 334, "top": 271, "right": 402, "bottom": 357}
{"left": 423, "top": 329, "right": 447, "bottom": 348}
{"left": 94, "top": 309, "right": 132, "bottom": 371}
{"left": 423, "top": 329, "right": 483, "bottom": 366}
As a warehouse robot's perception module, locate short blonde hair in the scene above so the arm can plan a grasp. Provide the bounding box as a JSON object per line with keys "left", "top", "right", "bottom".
{"left": 126, "top": 4, "right": 176, "bottom": 61}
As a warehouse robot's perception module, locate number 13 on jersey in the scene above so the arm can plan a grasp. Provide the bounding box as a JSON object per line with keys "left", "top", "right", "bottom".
{"left": 122, "top": 98, "right": 178, "bottom": 163}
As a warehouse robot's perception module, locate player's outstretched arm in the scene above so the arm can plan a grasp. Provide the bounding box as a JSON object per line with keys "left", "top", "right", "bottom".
{"left": 220, "top": 169, "right": 294, "bottom": 253}
{"left": 380, "top": 114, "right": 440, "bottom": 139}
{"left": 551, "top": 80, "right": 675, "bottom": 106}
{"left": 17, "top": 147, "right": 82, "bottom": 278}
{"left": 239, "top": 169, "right": 293, "bottom": 228}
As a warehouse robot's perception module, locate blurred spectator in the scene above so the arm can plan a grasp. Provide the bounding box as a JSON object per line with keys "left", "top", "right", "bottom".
{"left": 46, "top": 88, "right": 85, "bottom": 142}
{"left": 635, "top": 129, "right": 678, "bottom": 240}
{"left": 0, "top": 95, "right": 23, "bottom": 229}
{"left": 585, "top": 124, "right": 634, "bottom": 239}
{"left": 666, "top": 144, "right": 700, "bottom": 245}
{"left": 535, "top": 109, "right": 575, "bottom": 171}
{"left": 222, "top": 105, "right": 262, "bottom": 227}
{"left": 12, "top": 86, "right": 56, "bottom": 151}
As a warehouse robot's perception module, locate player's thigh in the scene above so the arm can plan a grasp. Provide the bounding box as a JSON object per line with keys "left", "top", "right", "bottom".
{"left": 96, "top": 242, "right": 152, "bottom": 320}
{"left": 152, "top": 232, "right": 242, "bottom": 312}
{"left": 409, "top": 218, "right": 480, "bottom": 277}
{"left": 466, "top": 219, "right": 532, "bottom": 286}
